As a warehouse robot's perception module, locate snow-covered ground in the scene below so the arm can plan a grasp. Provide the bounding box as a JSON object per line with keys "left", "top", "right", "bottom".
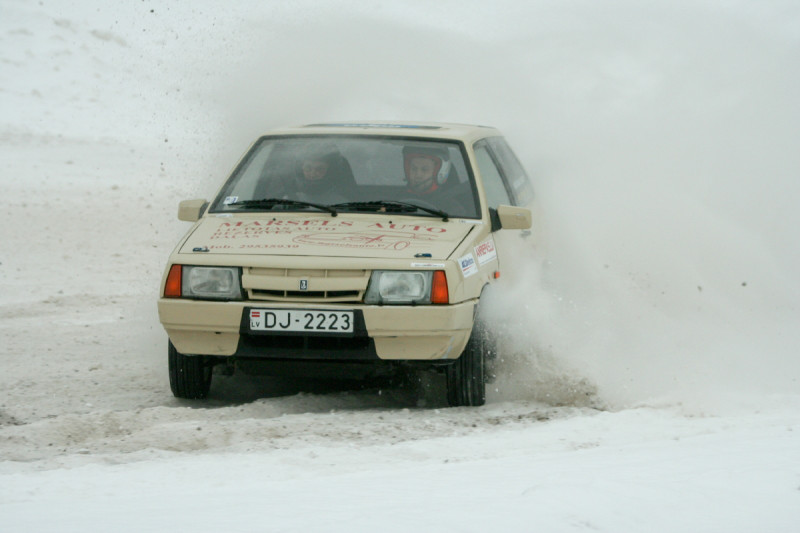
{"left": 1, "top": 1, "right": 799, "bottom": 531}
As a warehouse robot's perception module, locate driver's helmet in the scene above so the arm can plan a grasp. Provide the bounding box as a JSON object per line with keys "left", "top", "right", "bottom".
{"left": 402, "top": 145, "right": 451, "bottom": 185}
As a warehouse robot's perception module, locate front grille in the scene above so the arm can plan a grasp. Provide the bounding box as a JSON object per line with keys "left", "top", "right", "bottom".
{"left": 242, "top": 267, "right": 369, "bottom": 303}
{"left": 241, "top": 333, "right": 374, "bottom": 357}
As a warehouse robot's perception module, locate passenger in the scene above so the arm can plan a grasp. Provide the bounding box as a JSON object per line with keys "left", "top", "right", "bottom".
{"left": 272, "top": 143, "right": 355, "bottom": 204}
{"left": 298, "top": 154, "right": 332, "bottom": 193}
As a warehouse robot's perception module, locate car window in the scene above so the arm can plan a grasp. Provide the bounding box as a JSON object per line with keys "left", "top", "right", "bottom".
{"left": 219, "top": 143, "right": 274, "bottom": 203}
{"left": 473, "top": 142, "right": 512, "bottom": 208}
{"left": 209, "top": 136, "right": 480, "bottom": 219}
{"left": 486, "top": 137, "right": 534, "bottom": 206}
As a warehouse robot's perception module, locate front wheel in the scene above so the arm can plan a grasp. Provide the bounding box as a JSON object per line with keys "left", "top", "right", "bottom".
{"left": 446, "top": 311, "right": 489, "bottom": 407}
{"left": 168, "top": 341, "right": 213, "bottom": 399}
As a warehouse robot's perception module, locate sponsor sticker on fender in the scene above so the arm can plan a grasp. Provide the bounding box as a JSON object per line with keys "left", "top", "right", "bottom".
{"left": 459, "top": 253, "right": 478, "bottom": 278}
{"left": 474, "top": 239, "right": 497, "bottom": 265}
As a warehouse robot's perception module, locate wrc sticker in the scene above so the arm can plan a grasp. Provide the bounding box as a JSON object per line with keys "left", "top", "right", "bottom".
{"left": 474, "top": 239, "right": 497, "bottom": 265}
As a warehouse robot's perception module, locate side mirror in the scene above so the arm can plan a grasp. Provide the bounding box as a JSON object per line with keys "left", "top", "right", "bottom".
{"left": 178, "top": 199, "right": 209, "bottom": 222}
{"left": 496, "top": 204, "right": 532, "bottom": 230}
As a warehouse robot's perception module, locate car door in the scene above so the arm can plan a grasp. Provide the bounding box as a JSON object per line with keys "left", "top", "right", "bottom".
{"left": 473, "top": 138, "right": 537, "bottom": 271}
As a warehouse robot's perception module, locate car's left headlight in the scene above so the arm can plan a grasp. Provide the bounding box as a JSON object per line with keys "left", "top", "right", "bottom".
{"left": 364, "top": 270, "right": 448, "bottom": 305}
{"left": 164, "top": 265, "right": 243, "bottom": 300}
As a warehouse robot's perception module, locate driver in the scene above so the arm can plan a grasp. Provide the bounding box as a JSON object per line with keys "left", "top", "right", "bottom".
{"left": 402, "top": 145, "right": 451, "bottom": 195}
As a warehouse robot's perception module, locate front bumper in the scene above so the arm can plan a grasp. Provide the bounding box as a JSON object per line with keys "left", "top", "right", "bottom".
{"left": 157, "top": 298, "right": 476, "bottom": 361}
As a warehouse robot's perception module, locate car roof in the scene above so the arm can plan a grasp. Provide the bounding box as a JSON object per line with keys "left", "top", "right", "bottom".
{"left": 263, "top": 121, "right": 503, "bottom": 143}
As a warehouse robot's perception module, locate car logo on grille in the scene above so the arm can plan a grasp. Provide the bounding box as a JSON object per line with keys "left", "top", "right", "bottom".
{"left": 299, "top": 279, "right": 308, "bottom": 291}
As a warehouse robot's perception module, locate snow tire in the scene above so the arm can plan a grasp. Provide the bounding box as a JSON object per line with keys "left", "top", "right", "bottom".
{"left": 168, "top": 341, "right": 213, "bottom": 399}
{"left": 446, "top": 305, "right": 489, "bottom": 407}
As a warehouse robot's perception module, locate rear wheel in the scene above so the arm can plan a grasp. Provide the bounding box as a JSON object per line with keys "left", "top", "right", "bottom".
{"left": 446, "top": 308, "right": 490, "bottom": 407}
{"left": 168, "top": 341, "right": 213, "bottom": 399}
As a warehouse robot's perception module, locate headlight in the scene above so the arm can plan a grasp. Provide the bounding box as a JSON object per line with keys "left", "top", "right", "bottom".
{"left": 364, "top": 270, "right": 448, "bottom": 305}
{"left": 365, "top": 271, "right": 431, "bottom": 304}
{"left": 181, "top": 266, "right": 242, "bottom": 300}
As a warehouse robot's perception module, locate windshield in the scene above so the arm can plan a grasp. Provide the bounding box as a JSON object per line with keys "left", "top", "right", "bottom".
{"left": 209, "top": 135, "right": 480, "bottom": 219}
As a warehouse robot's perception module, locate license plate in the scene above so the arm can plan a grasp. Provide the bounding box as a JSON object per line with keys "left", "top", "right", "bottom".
{"left": 249, "top": 309, "right": 354, "bottom": 334}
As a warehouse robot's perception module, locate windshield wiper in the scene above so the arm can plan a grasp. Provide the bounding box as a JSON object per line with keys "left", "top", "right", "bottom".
{"left": 332, "top": 200, "right": 449, "bottom": 221}
{"left": 228, "top": 198, "right": 338, "bottom": 216}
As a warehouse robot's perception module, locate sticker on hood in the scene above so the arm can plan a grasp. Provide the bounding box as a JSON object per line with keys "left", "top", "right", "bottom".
{"left": 411, "top": 262, "right": 445, "bottom": 268}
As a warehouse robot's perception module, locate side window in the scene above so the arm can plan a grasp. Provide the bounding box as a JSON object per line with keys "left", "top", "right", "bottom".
{"left": 487, "top": 137, "right": 534, "bottom": 205}
{"left": 474, "top": 142, "right": 512, "bottom": 208}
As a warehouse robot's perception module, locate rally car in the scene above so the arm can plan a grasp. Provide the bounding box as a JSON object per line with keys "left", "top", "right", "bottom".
{"left": 157, "top": 122, "right": 534, "bottom": 406}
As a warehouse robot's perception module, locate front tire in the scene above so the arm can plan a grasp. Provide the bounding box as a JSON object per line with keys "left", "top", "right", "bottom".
{"left": 446, "top": 310, "right": 489, "bottom": 407}
{"left": 168, "top": 341, "right": 213, "bottom": 399}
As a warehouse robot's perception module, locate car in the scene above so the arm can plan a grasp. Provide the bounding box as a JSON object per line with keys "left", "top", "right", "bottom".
{"left": 157, "top": 122, "right": 535, "bottom": 406}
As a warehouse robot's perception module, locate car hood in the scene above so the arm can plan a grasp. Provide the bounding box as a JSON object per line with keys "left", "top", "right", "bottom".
{"left": 179, "top": 214, "right": 479, "bottom": 260}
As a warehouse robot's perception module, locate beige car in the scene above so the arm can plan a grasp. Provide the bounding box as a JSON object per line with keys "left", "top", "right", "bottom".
{"left": 158, "top": 122, "right": 534, "bottom": 406}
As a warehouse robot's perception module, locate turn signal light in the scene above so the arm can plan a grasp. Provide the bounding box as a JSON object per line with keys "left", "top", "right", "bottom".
{"left": 164, "top": 264, "right": 182, "bottom": 298}
{"left": 431, "top": 270, "right": 449, "bottom": 304}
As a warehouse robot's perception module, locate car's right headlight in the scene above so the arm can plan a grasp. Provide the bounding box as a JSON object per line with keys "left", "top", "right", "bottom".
{"left": 364, "top": 270, "right": 449, "bottom": 305}
{"left": 163, "top": 265, "right": 243, "bottom": 300}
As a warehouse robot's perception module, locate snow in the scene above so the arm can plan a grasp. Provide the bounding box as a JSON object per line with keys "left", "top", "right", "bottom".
{"left": 1, "top": 0, "right": 799, "bottom": 531}
{"left": 4, "top": 406, "right": 799, "bottom": 532}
